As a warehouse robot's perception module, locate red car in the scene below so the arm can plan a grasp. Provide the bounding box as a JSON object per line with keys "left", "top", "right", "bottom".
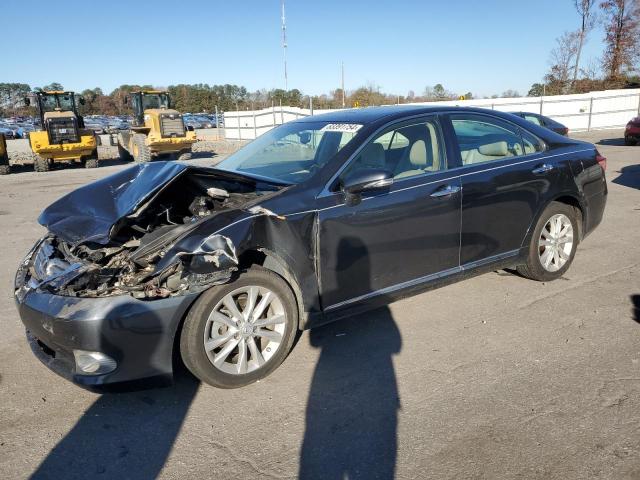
{"left": 625, "top": 116, "right": 640, "bottom": 146}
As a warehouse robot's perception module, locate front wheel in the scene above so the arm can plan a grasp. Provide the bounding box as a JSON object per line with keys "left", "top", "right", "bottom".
{"left": 84, "top": 155, "right": 99, "bottom": 168}
{"left": 180, "top": 266, "right": 298, "bottom": 388}
{"left": 132, "top": 134, "right": 151, "bottom": 162}
{"left": 517, "top": 202, "right": 579, "bottom": 281}
{"left": 33, "top": 154, "right": 50, "bottom": 172}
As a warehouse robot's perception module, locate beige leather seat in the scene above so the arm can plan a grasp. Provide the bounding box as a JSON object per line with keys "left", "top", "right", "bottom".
{"left": 461, "top": 140, "right": 511, "bottom": 165}
{"left": 394, "top": 123, "right": 440, "bottom": 179}
{"left": 395, "top": 140, "right": 428, "bottom": 179}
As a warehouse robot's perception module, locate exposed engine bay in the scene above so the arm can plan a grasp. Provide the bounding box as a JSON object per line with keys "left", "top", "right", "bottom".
{"left": 19, "top": 166, "right": 283, "bottom": 299}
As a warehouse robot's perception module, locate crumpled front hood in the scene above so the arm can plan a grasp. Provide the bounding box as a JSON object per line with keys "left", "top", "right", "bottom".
{"left": 39, "top": 162, "right": 189, "bottom": 246}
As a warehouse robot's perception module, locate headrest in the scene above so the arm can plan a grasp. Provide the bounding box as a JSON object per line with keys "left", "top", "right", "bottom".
{"left": 478, "top": 141, "right": 508, "bottom": 156}
{"left": 360, "top": 142, "right": 386, "bottom": 169}
{"left": 409, "top": 140, "right": 427, "bottom": 166}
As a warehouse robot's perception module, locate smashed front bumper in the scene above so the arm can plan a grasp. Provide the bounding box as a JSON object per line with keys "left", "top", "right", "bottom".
{"left": 14, "top": 239, "right": 198, "bottom": 390}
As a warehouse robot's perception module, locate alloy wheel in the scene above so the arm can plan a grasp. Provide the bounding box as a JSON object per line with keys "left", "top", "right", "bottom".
{"left": 538, "top": 213, "right": 574, "bottom": 272}
{"left": 203, "top": 286, "right": 287, "bottom": 375}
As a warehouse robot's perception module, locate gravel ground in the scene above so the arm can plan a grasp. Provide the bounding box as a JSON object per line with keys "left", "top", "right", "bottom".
{"left": 0, "top": 129, "right": 639, "bottom": 480}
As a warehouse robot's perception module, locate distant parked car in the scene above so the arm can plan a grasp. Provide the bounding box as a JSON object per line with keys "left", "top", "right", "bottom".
{"left": 84, "top": 121, "right": 105, "bottom": 135}
{"left": 183, "top": 116, "right": 204, "bottom": 129}
{"left": 510, "top": 112, "right": 569, "bottom": 136}
{"left": 0, "top": 125, "right": 16, "bottom": 139}
{"left": 106, "top": 120, "right": 129, "bottom": 134}
{"left": 193, "top": 115, "right": 215, "bottom": 128}
{"left": 16, "top": 123, "right": 35, "bottom": 139}
{"left": 624, "top": 116, "right": 640, "bottom": 145}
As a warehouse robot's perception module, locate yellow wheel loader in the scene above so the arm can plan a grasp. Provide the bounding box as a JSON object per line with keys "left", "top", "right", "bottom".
{"left": 0, "top": 133, "right": 10, "bottom": 175}
{"left": 25, "top": 91, "right": 99, "bottom": 172}
{"left": 117, "top": 90, "right": 196, "bottom": 163}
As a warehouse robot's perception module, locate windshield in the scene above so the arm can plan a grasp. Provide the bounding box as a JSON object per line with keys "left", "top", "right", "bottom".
{"left": 216, "top": 121, "right": 361, "bottom": 184}
{"left": 40, "top": 93, "right": 75, "bottom": 113}
{"left": 141, "top": 93, "right": 170, "bottom": 110}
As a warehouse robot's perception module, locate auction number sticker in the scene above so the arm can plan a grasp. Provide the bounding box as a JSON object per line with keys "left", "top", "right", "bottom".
{"left": 320, "top": 123, "right": 363, "bottom": 133}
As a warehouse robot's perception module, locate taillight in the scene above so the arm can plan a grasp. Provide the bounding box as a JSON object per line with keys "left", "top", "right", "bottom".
{"left": 562, "top": 127, "right": 569, "bottom": 136}
{"left": 596, "top": 150, "right": 607, "bottom": 172}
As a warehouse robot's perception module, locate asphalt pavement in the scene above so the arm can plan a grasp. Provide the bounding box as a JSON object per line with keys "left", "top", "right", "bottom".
{"left": 0, "top": 129, "right": 639, "bottom": 479}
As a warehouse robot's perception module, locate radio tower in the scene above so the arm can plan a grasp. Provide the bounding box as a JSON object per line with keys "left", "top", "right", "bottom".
{"left": 281, "top": 0, "right": 288, "bottom": 91}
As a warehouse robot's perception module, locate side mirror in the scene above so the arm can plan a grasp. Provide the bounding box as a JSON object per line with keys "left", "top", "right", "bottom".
{"left": 23, "top": 97, "right": 30, "bottom": 106}
{"left": 186, "top": 125, "right": 195, "bottom": 132}
{"left": 124, "top": 96, "right": 129, "bottom": 105}
{"left": 342, "top": 168, "right": 393, "bottom": 195}
{"left": 78, "top": 96, "right": 85, "bottom": 105}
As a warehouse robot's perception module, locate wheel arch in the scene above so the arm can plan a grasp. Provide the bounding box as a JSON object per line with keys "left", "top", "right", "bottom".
{"left": 237, "top": 247, "right": 309, "bottom": 330}
{"left": 522, "top": 192, "right": 586, "bottom": 249}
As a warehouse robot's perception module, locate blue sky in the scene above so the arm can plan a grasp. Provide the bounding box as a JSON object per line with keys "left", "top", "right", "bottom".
{"left": 3, "top": 0, "right": 606, "bottom": 97}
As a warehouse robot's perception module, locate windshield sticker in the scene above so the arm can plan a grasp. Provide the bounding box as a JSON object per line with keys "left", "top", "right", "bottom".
{"left": 320, "top": 123, "right": 363, "bottom": 133}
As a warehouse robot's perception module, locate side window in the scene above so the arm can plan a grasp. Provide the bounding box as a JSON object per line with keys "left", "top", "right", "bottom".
{"left": 342, "top": 118, "right": 445, "bottom": 181}
{"left": 524, "top": 114, "right": 543, "bottom": 126}
{"left": 521, "top": 129, "right": 545, "bottom": 154}
{"left": 451, "top": 116, "right": 524, "bottom": 165}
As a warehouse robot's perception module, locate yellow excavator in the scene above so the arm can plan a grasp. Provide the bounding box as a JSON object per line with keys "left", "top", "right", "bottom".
{"left": 25, "top": 91, "right": 99, "bottom": 172}
{"left": 117, "top": 90, "right": 196, "bottom": 162}
{"left": 0, "top": 133, "right": 10, "bottom": 175}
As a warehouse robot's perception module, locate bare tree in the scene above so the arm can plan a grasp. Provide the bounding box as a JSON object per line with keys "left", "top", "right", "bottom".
{"left": 547, "top": 31, "right": 581, "bottom": 93}
{"left": 600, "top": 0, "right": 640, "bottom": 80}
{"left": 572, "top": 0, "right": 597, "bottom": 86}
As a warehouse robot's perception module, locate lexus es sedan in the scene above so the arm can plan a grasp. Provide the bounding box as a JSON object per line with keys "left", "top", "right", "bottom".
{"left": 14, "top": 106, "right": 607, "bottom": 390}
{"left": 510, "top": 111, "right": 569, "bottom": 136}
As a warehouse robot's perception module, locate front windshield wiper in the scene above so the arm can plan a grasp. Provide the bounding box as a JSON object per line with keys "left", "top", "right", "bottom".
{"left": 212, "top": 167, "right": 294, "bottom": 186}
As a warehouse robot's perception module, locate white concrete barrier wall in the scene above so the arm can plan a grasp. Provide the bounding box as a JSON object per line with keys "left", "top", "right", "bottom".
{"left": 223, "top": 89, "right": 640, "bottom": 140}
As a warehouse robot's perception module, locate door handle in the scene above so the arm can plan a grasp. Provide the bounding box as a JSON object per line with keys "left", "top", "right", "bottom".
{"left": 532, "top": 163, "right": 554, "bottom": 174}
{"left": 430, "top": 184, "right": 461, "bottom": 198}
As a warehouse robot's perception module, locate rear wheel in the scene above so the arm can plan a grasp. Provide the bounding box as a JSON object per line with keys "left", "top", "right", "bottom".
{"left": 180, "top": 266, "right": 298, "bottom": 388}
{"left": 33, "top": 154, "right": 50, "bottom": 172}
{"left": 132, "top": 134, "right": 151, "bottom": 162}
{"left": 517, "top": 202, "right": 578, "bottom": 281}
{"left": 625, "top": 136, "right": 637, "bottom": 146}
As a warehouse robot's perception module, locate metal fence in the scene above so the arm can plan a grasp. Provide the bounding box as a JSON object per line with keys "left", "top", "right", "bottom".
{"left": 222, "top": 89, "right": 640, "bottom": 140}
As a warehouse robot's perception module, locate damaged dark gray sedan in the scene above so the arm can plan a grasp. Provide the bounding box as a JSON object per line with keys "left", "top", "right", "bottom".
{"left": 14, "top": 106, "right": 607, "bottom": 389}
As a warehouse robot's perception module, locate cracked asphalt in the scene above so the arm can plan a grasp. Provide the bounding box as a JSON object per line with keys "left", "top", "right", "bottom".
{"left": 0, "top": 129, "right": 639, "bottom": 479}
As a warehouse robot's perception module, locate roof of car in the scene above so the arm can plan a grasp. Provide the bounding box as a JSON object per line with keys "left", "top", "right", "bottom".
{"left": 294, "top": 105, "right": 517, "bottom": 124}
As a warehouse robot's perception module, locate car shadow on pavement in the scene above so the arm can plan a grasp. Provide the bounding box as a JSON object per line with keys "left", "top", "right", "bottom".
{"left": 299, "top": 237, "right": 401, "bottom": 480}
{"left": 596, "top": 138, "right": 627, "bottom": 146}
{"left": 612, "top": 164, "right": 640, "bottom": 190}
{"left": 28, "top": 304, "right": 200, "bottom": 480}
{"left": 631, "top": 295, "right": 640, "bottom": 323}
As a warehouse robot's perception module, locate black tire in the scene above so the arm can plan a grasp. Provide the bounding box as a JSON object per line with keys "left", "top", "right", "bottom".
{"left": 625, "top": 136, "right": 637, "bottom": 146}
{"left": 84, "top": 154, "right": 99, "bottom": 169}
{"left": 180, "top": 266, "right": 298, "bottom": 388}
{"left": 177, "top": 151, "right": 192, "bottom": 161}
{"left": 33, "top": 155, "right": 50, "bottom": 172}
{"left": 0, "top": 158, "right": 10, "bottom": 175}
{"left": 132, "top": 134, "right": 151, "bottom": 163}
{"left": 517, "top": 202, "right": 579, "bottom": 282}
{"left": 117, "top": 141, "right": 133, "bottom": 161}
